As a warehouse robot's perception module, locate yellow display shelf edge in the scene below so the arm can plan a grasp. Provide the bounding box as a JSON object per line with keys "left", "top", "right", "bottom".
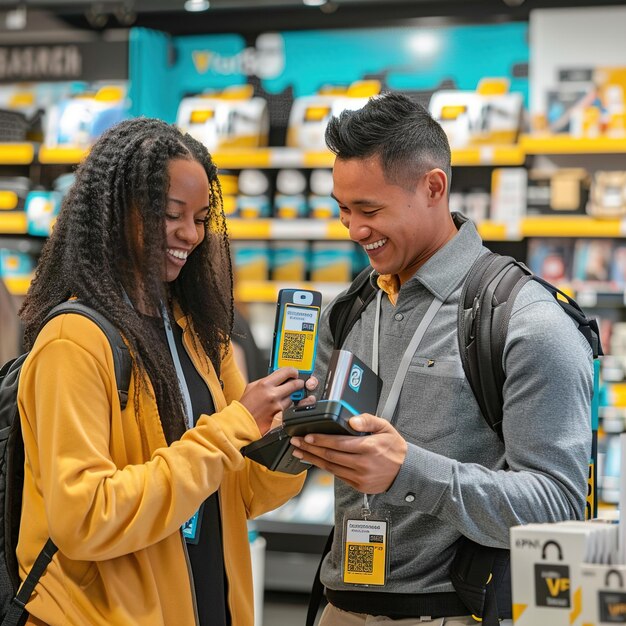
{"left": 226, "top": 218, "right": 349, "bottom": 240}
{"left": 213, "top": 149, "right": 273, "bottom": 169}
{"left": 210, "top": 146, "right": 528, "bottom": 169}
{"left": 477, "top": 222, "right": 510, "bottom": 241}
{"left": 3, "top": 275, "right": 32, "bottom": 296}
{"left": 521, "top": 216, "right": 623, "bottom": 238}
{"left": 0, "top": 143, "right": 35, "bottom": 165}
{"left": 38, "top": 146, "right": 89, "bottom": 164}
{"left": 0, "top": 212, "right": 28, "bottom": 234}
{"left": 520, "top": 135, "right": 626, "bottom": 154}
{"left": 451, "top": 145, "right": 525, "bottom": 166}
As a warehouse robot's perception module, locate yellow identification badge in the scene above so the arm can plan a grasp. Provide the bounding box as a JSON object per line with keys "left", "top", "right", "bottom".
{"left": 342, "top": 518, "right": 388, "bottom": 586}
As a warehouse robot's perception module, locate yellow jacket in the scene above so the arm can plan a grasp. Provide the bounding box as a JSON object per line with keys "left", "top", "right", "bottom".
{"left": 17, "top": 311, "right": 305, "bottom": 625}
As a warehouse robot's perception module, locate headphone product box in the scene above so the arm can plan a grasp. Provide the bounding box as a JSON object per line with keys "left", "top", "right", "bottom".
{"left": 580, "top": 563, "right": 626, "bottom": 625}
{"left": 511, "top": 522, "right": 616, "bottom": 626}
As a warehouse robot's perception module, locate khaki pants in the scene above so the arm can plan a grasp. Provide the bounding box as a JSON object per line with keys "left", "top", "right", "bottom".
{"left": 318, "top": 603, "right": 514, "bottom": 626}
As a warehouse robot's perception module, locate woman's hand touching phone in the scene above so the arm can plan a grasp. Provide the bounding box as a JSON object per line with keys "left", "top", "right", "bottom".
{"left": 240, "top": 368, "right": 306, "bottom": 434}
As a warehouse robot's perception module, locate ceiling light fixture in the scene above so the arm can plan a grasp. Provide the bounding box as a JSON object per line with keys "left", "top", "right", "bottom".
{"left": 303, "top": 0, "right": 328, "bottom": 6}
{"left": 6, "top": 1, "right": 27, "bottom": 30}
{"left": 184, "top": 0, "right": 210, "bottom": 11}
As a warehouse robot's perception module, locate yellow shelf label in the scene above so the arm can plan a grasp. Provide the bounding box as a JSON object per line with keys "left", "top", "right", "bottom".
{"left": 39, "top": 146, "right": 89, "bottom": 164}
{"left": 213, "top": 150, "right": 272, "bottom": 169}
{"left": 477, "top": 221, "right": 509, "bottom": 241}
{"left": 452, "top": 145, "right": 525, "bottom": 166}
{"left": 0, "top": 191, "right": 19, "bottom": 210}
{"left": 3, "top": 275, "right": 32, "bottom": 296}
{"left": 227, "top": 219, "right": 272, "bottom": 239}
{"left": 0, "top": 143, "right": 35, "bottom": 165}
{"left": 0, "top": 212, "right": 27, "bottom": 234}
{"left": 302, "top": 151, "right": 335, "bottom": 168}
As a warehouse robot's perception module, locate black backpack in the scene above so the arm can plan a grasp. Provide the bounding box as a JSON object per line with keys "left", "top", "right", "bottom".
{"left": 0, "top": 301, "right": 131, "bottom": 626}
{"left": 306, "top": 250, "right": 602, "bottom": 626}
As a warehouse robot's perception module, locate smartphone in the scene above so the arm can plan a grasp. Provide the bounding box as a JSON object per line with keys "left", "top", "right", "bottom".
{"left": 269, "top": 289, "right": 322, "bottom": 401}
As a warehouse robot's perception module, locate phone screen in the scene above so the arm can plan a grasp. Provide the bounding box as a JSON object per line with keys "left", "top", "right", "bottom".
{"left": 274, "top": 303, "right": 320, "bottom": 372}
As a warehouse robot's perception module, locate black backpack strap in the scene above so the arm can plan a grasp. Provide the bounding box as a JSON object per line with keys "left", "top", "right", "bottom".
{"left": 306, "top": 527, "right": 334, "bottom": 626}
{"left": 328, "top": 268, "right": 377, "bottom": 350}
{"left": 1, "top": 538, "right": 58, "bottom": 626}
{"left": 458, "top": 252, "right": 533, "bottom": 440}
{"left": 533, "top": 275, "right": 603, "bottom": 358}
{"left": 43, "top": 301, "right": 132, "bottom": 410}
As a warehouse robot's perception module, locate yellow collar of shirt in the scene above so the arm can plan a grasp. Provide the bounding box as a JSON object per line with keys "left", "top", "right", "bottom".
{"left": 376, "top": 274, "right": 401, "bottom": 306}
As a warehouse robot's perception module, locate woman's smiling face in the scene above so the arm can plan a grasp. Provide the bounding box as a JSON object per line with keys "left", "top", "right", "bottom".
{"left": 163, "top": 159, "right": 210, "bottom": 283}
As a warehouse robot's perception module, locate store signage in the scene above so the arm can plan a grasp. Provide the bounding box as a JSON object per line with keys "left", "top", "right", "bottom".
{"left": 0, "top": 41, "right": 128, "bottom": 83}
{"left": 191, "top": 33, "right": 284, "bottom": 79}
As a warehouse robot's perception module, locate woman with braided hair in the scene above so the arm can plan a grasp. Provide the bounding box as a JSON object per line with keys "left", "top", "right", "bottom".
{"left": 16, "top": 118, "right": 312, "bottom": 626}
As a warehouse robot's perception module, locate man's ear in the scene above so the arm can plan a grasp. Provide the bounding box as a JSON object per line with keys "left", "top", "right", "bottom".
{"left": 425, "top": 169, "right": 447, "bottom": 202}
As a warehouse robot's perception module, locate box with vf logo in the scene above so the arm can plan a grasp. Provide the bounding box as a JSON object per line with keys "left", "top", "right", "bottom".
{"left": 580, "top": 564, "right": 626, "bottom": 625}
{"left": 511, "top": 523, "right": 594, "bottom": 626}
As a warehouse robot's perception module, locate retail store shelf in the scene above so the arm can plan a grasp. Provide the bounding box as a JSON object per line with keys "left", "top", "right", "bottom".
{"left": 227, "top": 218, "right": 348, "bottom": 240}
{"left": 235, "top": 281, "right": 347, "bottom": 303}
{"left": 520, "top": 135, "right": 626, "bottom": 155}
{"left": 208, "top": 145, "right": 528, "bottom": 170}
{"left": 0, "top": 143, "right": 36, "bottom": 165}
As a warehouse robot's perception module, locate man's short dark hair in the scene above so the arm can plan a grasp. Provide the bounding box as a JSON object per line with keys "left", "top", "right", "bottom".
{"left": 325, "top": 91, "right": 452, "bottom": 191}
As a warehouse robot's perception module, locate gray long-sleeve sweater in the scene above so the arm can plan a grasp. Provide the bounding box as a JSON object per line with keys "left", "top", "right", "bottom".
{"left": 313, "top": 215, "right": 593, "bottom": 595}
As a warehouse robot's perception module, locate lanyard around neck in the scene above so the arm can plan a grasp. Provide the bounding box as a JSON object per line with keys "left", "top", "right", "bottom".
{"left": 160, "top": 303, "right": 194, "bottom": 430}
{"left": 372, "top": 289, "right": 444, "bottom": 423}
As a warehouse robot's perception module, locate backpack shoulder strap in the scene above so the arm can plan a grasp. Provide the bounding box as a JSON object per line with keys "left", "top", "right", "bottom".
{"left": 328, "top": 268, "right": 377, "bottom": 350}
{"left": 458, "top": 252, "right": 533, "bottom": 441}
{"left": 42, "top": 301, "right": 132, "bottom": 410}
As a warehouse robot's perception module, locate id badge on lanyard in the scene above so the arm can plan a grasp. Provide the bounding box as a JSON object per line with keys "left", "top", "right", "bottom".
{"left": 342, "top": 493, "right": 390, "bottom": 586}
{"left": 160, "top": 303, "right": 202, "bottom": 544}
{"left": 339, "top": 290, "right": 446, "bottom": 587}
{"left": 182, "top": 502, "right": 205, "bottom": 545}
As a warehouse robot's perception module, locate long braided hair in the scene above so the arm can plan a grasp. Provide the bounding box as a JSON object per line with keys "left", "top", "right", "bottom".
{"left": 20, "top": 118, "right": 233, "bottom": 444}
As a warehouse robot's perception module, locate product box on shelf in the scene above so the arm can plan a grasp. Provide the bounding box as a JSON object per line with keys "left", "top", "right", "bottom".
{"left": 44, "top": 84, "right": 129, "bottom": 148}
{"left": 572, "top": 239, "right": 614, "bottom": 288}
{"left": 231, "top": 241, "right": 271, "bottom": 282}
{"left": 274, "top": 169, "right": 308, "bottom": 219}
{"left": 309, "top": 169, "right": 339, "bottom": 219}
{"left": 270, "top": 241, "right": 308, "bottom": 282}
{"left": 429, "top": 77, "right": 523, "bottom": 148}
{"left": 309, "top": 241, "right": 354, "bottom": 283}
{"left": 587, "top": 171, "right": 626, "bottom": 218}
{"left": 286, "top": 80, "right": 379, "bottom": 150}
{"left": 542, "top": 66, "right": 626, "bottom": 138}
{"left": 527, "top": 169, "right": 590, "bottom": 216}
{"left": 581, "top": 564, "right": 626, "bottom": 626}
{"left": 0, "top": 248, "right": 34, "bottom": 279}
{"left": 25, "top": 190, "right": 61, "bottom": 237}
{"left": 527, "top": 238, "right": 574, "bottom": 284}
{"left": 510, "top": 522, "right": 604, "bottom": 626}
{"left": 491, "top": 168, "right": 527, "bottom": 221}
{"left": 176, "top": 85, "right": 269, "bottom": 152}
{"left": 237, "top": 170, "right": 271, "bottom": 219}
